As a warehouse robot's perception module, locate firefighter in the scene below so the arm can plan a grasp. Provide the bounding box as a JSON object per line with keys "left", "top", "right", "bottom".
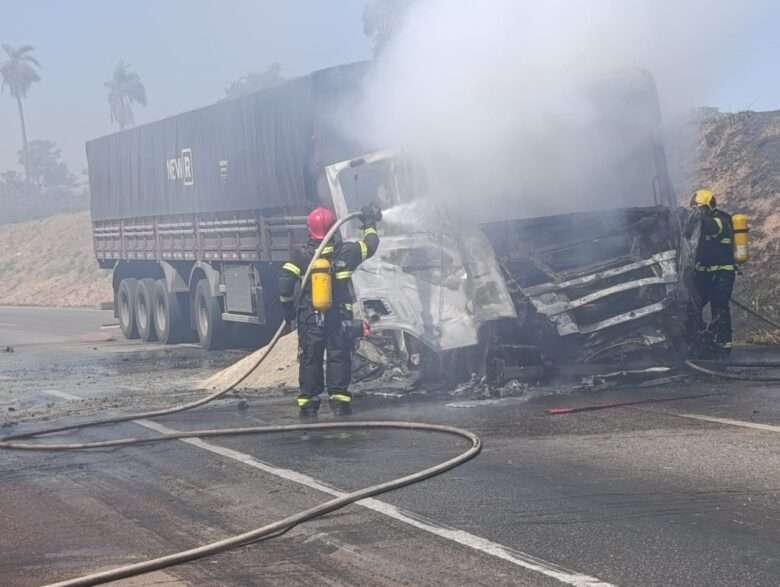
{"left": 278, "top": 204, "right": 382, "bottom": 418}
{"left": 689, "top": 189, "right": 736, "bottom": 358}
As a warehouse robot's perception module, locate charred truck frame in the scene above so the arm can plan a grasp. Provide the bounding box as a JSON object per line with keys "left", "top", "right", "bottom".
{"left": 88, "top": 63, "right": 692, "bottom": 380}
{"left": 322, "top": 71, "right": 692, "bottom": 383}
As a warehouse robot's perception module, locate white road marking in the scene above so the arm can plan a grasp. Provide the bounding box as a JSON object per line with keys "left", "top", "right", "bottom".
{"left": 38, "top": 389, "right": 616, "bottom": 587}
{"left": 38, "top": 389, "right": 81, "bottom": 401}
{"left": 680, "top": 413, "right": 780, "bottom": 433}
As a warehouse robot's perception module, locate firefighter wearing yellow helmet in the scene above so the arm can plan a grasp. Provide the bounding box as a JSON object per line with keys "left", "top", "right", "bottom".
{"left": 689, "top": 189, "right": 737, "bottom": 358}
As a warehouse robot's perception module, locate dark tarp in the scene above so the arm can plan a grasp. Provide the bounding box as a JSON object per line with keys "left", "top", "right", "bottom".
{"left": 87, "top": 62, "right": 370, "bottom": 221}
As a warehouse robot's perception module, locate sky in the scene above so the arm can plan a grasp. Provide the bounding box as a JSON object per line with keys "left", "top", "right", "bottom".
{"left": 0, "top": 0, "right": 371, "bottom": 173}
{"left": 1, "top": 0, "right": 780, "bottom": 175}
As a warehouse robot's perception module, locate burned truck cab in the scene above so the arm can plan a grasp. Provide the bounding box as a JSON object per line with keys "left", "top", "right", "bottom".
{"left": 323, "top": 69, "right": 693, "bottom": 383}
{"left": 324, "top": 151, "right": 518, "bottom": 376}
{"left": 483, "top": 207, "right": 689, "bottom": 368}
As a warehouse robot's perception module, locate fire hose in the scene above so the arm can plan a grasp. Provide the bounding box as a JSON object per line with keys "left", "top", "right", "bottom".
{"left": 683, "top": 297, "right": 780, "bottom": 381}
{"left": 0, "top": 211, "right": 483, "bottom": 587}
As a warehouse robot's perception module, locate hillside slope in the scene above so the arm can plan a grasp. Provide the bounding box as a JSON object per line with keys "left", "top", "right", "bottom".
{"left": 0, "top": 211, "right": 112, "bottom": 307}
{"left": 694, "top": 109, "right": 780, "bottom": 338}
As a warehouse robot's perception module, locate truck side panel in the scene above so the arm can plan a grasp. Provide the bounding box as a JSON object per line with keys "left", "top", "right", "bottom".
{"left": 93, "top": 209, "right": 308, "bottom": 267}
{"left": 86, "top": 80, "right": 315, "bottom": 221}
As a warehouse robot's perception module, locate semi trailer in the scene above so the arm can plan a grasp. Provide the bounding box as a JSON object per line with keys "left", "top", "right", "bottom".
{"left": 87, "top": 63, "right": 371, "bottom": 349}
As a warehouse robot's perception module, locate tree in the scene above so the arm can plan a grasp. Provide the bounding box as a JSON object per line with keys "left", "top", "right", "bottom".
{"left": 105, "top": 60, "right": 147, "bottom": 130}
{"left": 1, "top": 44, "right": 41, "bottom": 184}
{"left": 363, "top": 0, "right": 417, "bottom": 55}
{"left": 0, "top": 170, "right": 24, "bottom": 196}
{"left": 22, "top": 140, "right": 76, "bottom": 192}
{"left": 224, "top": 63, "right": 284, "bottom": 100}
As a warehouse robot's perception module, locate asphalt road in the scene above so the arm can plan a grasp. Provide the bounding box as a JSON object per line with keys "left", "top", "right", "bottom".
{"left": 0, "top": 305, "right": 112, "bottom": 346}
{"left": 3, "top": 306, "right": 780, "bottom": 586}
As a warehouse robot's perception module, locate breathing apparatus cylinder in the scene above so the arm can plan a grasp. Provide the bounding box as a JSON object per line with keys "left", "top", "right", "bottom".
{"left": 732, "top": 214, "right": 749, "bottom": 264}
{"left": 310, "top": 257, "right": 333, "bottom": 311}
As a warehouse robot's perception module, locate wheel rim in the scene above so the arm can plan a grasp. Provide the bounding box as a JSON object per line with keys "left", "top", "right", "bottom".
{"left": 137, "top": 294, "right": 148, "bottom": 330}
{"left": 197, "top": 294, "right": 209, "bottom": 338}
{"left": 119, "top": 291, "right": 131, "bottom": 326}
{"left": 156, "top": 295, "right": 167, "bottom": 333}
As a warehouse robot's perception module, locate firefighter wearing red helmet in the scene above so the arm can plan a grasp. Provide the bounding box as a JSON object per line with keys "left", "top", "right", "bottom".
{"left": 278, "top": 203, "right": 382, "bottom": 417}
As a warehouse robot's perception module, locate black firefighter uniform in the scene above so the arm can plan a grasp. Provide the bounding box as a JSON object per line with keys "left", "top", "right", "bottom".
{"left": 693, "top": 207, "right": 736, "bottom": 352}
{"left": 277, "top": 224, "right": 379, "bottom": 412}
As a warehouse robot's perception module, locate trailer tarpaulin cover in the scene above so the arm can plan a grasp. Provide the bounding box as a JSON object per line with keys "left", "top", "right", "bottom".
{"left": 87, "top": 63, "right": 369, "bottom": 221}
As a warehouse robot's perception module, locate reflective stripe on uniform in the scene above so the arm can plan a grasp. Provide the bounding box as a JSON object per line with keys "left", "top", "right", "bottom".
{"left": 322, "top": 245, "right": 334, "bottom": 255}
{"left": 343, "top": 303, "right": 353, "bottom": 311}
{"left": 695, "top": 264, "right": 735, "bottom": 272}
{"left": 283, "top": 262, "right": 302, "bottom": 278}
{"left": 335, "top": 270, "right": 353, "bottom": 280}
{"left": 279, "top": 295, "right": 294, "bottom": 302}
{"left": 297, "top": 397, "right": 317, "bottom": 407}
{"left": 363, "top": 227, "right": 378, "bottom": 237}
{"left": 330, "top": 393, "right": 352, "bottom": 403}
{"left": 720, "top": 238, "right": 732, "bottom": 244}
{"left": 713, "top": 216, "right": 723, "bottom": 235}
{"left": 359, "top": 240, "right": 368, "bottom": 261}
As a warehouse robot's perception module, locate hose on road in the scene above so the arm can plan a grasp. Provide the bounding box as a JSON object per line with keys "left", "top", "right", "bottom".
{"left": 1, "top": 212, "right": 361, "bottom": 443}
{"left": 684, "top": 358, "right": 780, "bottom": 382}
{"left": 35, "top": 421, "right": 480, "bottom": 587}
{"left": 0, "top": 211, "right": 484, "bottom": 586}
{"left": 683, "top": 297, "right": 780, "bottom": 382}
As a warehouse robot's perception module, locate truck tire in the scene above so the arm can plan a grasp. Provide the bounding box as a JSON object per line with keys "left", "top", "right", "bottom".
{"left": 194, "top": 279, "right": 225, "bottom": 350}
{"left": 152, "top": 279, "right": 191, "bottom": 344}
{"left": 117, "top": 278, "right": 139, "bottom": 340}
{"left": 135, "top": 278, "right": 158, "bottom": 342}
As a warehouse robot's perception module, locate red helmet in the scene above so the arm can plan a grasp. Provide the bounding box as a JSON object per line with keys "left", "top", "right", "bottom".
{"left": 307, "top": 207, "right": 337, "bottom": 240}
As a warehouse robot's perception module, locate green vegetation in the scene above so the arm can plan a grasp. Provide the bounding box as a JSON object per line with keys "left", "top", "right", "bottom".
{"left": 105, "top": 60, "right": 147, "bottom": 130}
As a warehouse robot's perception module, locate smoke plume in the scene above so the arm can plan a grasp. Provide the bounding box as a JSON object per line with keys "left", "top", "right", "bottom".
{"left": 354, "top": 0, "right": 768, "bottom": 220}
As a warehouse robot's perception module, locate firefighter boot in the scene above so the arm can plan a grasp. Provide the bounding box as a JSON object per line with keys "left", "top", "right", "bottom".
{"left": 297, "top": 396, "right": 320, "bottom": 420}
{"left": 329, "top": 393, "right": 352, "bottom": 417}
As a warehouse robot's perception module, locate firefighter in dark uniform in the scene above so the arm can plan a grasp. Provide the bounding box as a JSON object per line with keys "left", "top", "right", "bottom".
{"left": 690, "top": 189, "right": 736, "bottom": 358}
{"left": 278, "top": 204, "right": 382, "bottom": 417}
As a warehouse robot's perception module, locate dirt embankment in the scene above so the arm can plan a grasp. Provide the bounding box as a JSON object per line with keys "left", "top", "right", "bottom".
{"left": 0, "top": 211, "right": 112, "bottom": 307}
{"left": 693, "top": 109, "right": 780, "bottom": 340}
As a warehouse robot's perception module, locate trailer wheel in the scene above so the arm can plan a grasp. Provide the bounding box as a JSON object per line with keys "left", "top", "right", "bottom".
{"left": 135, "top": 278, "right": 158, "bottom": 342}
{"left": 194, "top": 279, "right": 225, "bottom": 350}
{"left": 153, "top": 279, "right": 191, "bottom": 344}
{"left": 117, "top": 278, "right": 139, "bottom": 340}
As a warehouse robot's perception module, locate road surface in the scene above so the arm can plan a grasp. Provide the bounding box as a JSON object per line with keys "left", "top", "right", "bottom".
{"left": 0, "top": 305, "right": 112, "bottom": 346}
{"left": 2, "top": 306, "right": 780, "bottom": 586}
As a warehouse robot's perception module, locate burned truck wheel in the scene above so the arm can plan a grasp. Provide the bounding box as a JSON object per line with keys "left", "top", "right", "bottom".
{"left": 194, "top": 279, "right": 225, "bottom": 350}
{"left": 153, "top": 279, "right": 191, "bottom": 344}
{"left": 117, "top": 278, "right": 139, "bottom": 340}
{"left": 135, "top": 278, "right": 158, "bottom": 342}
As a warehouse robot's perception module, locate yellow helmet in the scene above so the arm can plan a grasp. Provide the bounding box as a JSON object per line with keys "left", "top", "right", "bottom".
{"left": 691, "top": 189, "right": 716, "bottom": 209}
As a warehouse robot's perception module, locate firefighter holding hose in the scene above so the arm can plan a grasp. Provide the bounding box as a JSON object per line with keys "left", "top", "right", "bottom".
{"left": 689, "top": 189, "right": 748, "bottom": 359}
{"left": 278, "top": 204, "right": 382, "bottom": 418}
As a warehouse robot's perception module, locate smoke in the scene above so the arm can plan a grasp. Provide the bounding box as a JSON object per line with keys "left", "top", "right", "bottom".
{"left": 353, "top": 0, "right": 768, "bottom": 220}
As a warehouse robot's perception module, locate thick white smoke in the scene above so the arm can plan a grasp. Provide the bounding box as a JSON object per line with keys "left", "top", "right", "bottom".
{"left": 354, "top": 0, "right": 768, "bottom": 220}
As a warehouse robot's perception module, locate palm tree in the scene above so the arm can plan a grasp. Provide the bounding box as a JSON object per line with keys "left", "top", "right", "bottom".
{"left": 1, "top": 44, "right": 41, "bottom": 184}
{"left": 105, "top": 60, "right": 147, "bottom": 130}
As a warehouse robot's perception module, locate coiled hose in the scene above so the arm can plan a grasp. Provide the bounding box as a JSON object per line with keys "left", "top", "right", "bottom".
{"left": 0, "top": 211, "right": 483, "bottom": 587}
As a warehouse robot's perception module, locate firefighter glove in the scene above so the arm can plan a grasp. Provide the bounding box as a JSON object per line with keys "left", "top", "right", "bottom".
{"left": 360, "top": 203, "right": 383, "bottom": 226}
